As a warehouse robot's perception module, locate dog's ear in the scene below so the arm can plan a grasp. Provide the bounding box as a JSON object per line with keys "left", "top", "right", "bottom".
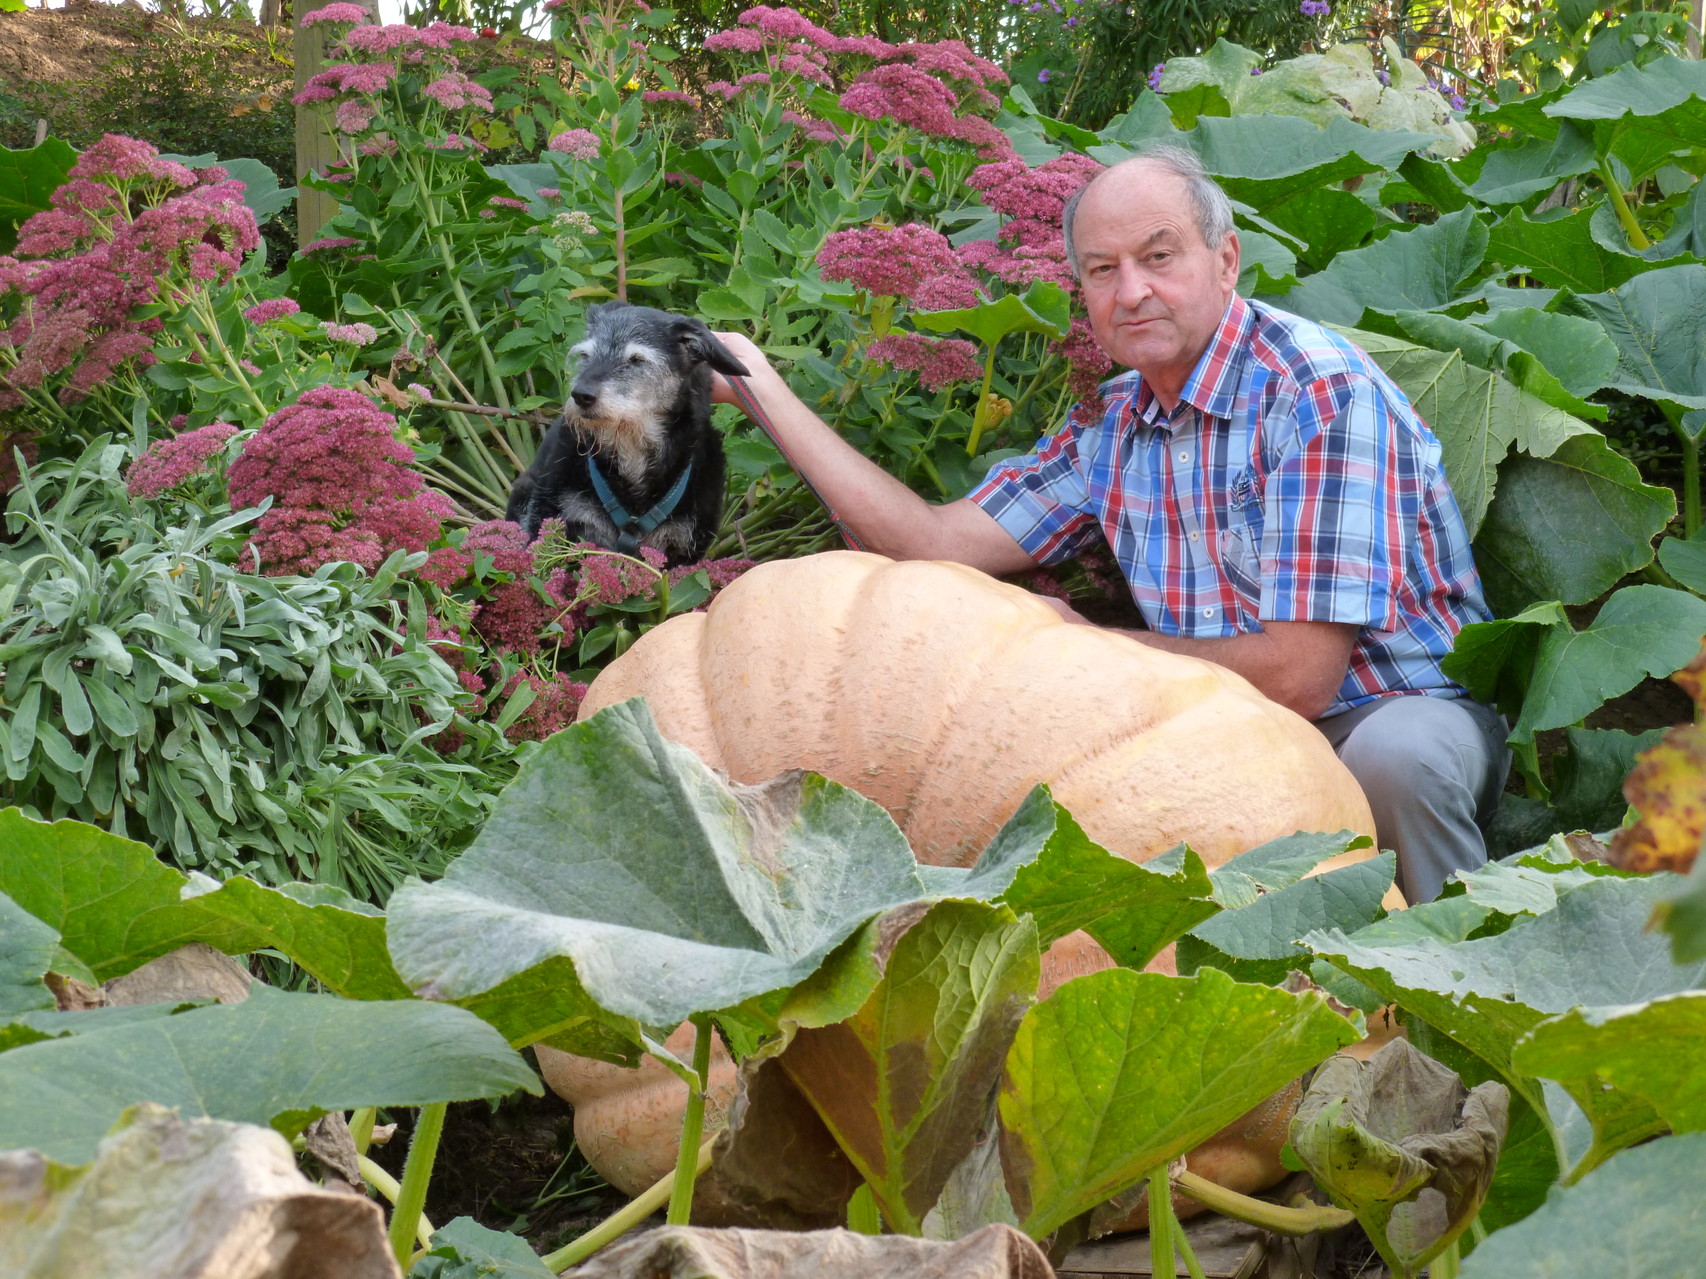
{"left": 673, "top": 317, "right": 750, "bottom": 378}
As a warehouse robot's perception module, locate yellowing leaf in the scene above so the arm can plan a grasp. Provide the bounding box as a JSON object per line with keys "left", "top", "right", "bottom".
{"left": 1610, "top": 644, "right": 1706, "bottom": 875}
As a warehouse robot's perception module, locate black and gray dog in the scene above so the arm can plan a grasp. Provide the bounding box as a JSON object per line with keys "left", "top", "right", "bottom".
{"left": 505, "top": 301, "right": 749, "bottom": 565}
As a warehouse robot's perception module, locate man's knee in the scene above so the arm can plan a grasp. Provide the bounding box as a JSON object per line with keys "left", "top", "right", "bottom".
{"left": 1336, "top": 697, "right": 1507, "bottom": 815}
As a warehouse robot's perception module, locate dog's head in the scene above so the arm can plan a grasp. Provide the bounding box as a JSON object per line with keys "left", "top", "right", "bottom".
{"left": 564, "top": 303, "right": 749, "bottom": 452}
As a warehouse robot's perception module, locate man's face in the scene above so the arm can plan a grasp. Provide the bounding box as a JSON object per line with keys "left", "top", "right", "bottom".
{"left": 1073, "top": 163, "right": 1240, "bottom": 407}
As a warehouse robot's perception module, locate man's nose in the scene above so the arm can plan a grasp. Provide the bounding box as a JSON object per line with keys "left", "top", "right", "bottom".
{"left": 1113, "top": 260, "right": 1151, "bottom": 308}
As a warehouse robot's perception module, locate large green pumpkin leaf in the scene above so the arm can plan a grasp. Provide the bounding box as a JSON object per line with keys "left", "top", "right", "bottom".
{"left": 1510, "top": 586, "right": 1706, "bottom": 745}
{"left": 0, "top": 890, "right": 59, "bottom": 1020}
{"left": 1179, "top": 853, "right": 1395, "bottom": 986}
{"left": 1461, "top": 122, "right": 1597, "bottom": 206}
{"left": 1474, "top": 307, "right": 1620, "bottom": 400}
{"left": 1654, "top": 857, "right": 1706, "bottom": 964}
{"left": 776, "top": 900, "right": 1040, "bottom": 1235}
{"left": 998, "top": 966, "right": 1359, "bottom": 1239}
{"left": 1284, "top": 210, "right": 1489, "bottom": 327}
{"left": 1197, "top": 115, "right": 1444, "bottom": 209}
{"left": 1470, "top": 437, "right": 1673, "bottom": 614}
{"left": 1542, "top": 55, "right": 1706, "bottom": 185}
{"left": 1440, "top": 600, "right": 1570, "bottom": 713}
{"left": 1484, "top": 208, "right": 1654, "bottom": 293}
{"left": 945, "top": 792, "right": 1218, "bottom": 966}
{"left": 385, "top": 699, "right": 937, "bottom": 1053}
{"left": 1394, "top": 311, "right": 1606, "bottom": 419}
{"left": 0, "top": 985, "right": 538, "bottom": 1164}
{"left": 1514, "top": 992, "right": 1706, "bottom": 1136}
{"left": 1558, "top": 264, "right": 1706, "bottom": 408}
{"left": 0, "top": 809, "right": 408, "bottom": 999}
{"left": 1304, "top": 875, "right": 1706, "bottom": 1177}
{"left": 1457, "top": 1133, "right": 1706, "bottom": 1279}
{"left": 1290, "top": 1040, "right": 1509, "bottom": 1277}
{"left": 1333, "top": 327, "right": 1598, "bottom": 537}
{"left": 911, "top": 280, "right": 1071, "bottom": 345}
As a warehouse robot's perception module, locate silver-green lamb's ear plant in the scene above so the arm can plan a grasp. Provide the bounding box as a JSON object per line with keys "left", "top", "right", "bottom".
{"left": 1289, "top": 1039, "right": 1509, "bottom": 1279}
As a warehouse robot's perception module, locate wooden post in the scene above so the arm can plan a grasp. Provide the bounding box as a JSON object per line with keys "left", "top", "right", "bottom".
{"left": 292, "top": 0, "right": 380, "bottom": 249}
{"left": 1691, "top": 0, "right": 1703, "bottom": 59}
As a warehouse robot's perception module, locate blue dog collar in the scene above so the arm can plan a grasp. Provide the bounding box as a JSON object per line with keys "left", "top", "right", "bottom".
{"left": 585, "top": 453, "right": 694, "bottom": 556}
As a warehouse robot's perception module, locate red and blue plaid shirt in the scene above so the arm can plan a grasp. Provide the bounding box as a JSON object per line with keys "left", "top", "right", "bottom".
{"left": 969, "top": 296, "right": 1490, "bottom": 718}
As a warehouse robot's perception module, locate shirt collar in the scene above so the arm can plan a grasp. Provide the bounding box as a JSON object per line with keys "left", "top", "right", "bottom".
{"left": 1125, "top": 294, "right": 1253, "bottom": 431}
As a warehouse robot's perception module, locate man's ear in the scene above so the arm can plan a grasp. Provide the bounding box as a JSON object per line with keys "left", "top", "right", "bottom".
{"left": 1218, "top": 230, "right": 1241, "bottom": 295}
{"left": 673, "top": 317, "right": 750, "bottom": 378}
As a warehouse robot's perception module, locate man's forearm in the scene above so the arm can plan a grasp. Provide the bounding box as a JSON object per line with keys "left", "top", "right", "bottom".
{"left": 1104, "top": 624, "right": 1353, "bottom": 721}
{"left": 730, "top": 365, "right": 1035, "bottom": 574}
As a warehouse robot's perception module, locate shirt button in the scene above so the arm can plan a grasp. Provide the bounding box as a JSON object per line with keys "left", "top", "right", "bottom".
{"left": 1189, "top": 531, "right": 1200, "bottom": 541}
{"left": 1176, "top": 450, "right": 1190, "bottom": 464}
{"left": 1202, "top": 607, "right": 1216, "bottom": 618}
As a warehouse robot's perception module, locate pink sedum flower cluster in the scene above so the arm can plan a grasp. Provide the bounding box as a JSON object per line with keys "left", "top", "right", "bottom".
{"left": 866, "top": 334, "right": 982, "bottom": 392}
{"left": 699, "top": 7, "right": 1006, "bottom": 152}
{"left": 126, "top": 421, "right": 239, "bottom": 498}
{"left": 547, "top": 129, "right": 601, "bottom": 159}
{"left": 817, "top": 222, "right": 968, "bottom": 301}
{"left": 226, "top": 386, "right": 452, "bottom": 576}
{"left": 497, "top": 670, "right": 590, "bottom": 743}
{"left": 0, "top": 135, "right": 259, "bottom": 407}
{"left": 958, "top": 151, "right": 1104, "bottom": 294}
{"left": 244, "top": 297, "right": 301, "bottom": 325}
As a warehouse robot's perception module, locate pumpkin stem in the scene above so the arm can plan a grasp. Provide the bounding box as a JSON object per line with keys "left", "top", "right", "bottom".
{"left": 542, "top": 1137, "right": 717, "bottom": 1273}
{"left": 666, "top": 1012, "right": 715, "bottom": 1226}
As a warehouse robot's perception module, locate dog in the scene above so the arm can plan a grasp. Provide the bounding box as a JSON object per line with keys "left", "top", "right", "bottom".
{"left": 505, "top": 301, "right": 749, "bottom": 565}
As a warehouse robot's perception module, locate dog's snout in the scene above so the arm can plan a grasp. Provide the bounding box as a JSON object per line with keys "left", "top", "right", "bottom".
{"left": 571, "top": 388, "right": 598, "bottom": 410}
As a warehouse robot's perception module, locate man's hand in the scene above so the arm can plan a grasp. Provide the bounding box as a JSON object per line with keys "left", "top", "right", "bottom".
{"left": 708, "top": 331, "right": 776, "bottom": 406}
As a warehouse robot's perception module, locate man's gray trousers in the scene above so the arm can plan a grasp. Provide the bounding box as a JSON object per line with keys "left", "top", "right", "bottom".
{"left": 1314, "top": 695, "right": 1511, "bottom": 905}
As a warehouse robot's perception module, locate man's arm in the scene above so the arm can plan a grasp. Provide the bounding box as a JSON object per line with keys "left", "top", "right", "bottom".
{"left": 1040, "top": 598, "right": 1355, "bottom": 721}
{"left": 710, "top": 332, "right": 1036, "bottom": 575}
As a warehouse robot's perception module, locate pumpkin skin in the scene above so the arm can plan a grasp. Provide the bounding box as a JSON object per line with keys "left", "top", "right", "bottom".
{"left": 541, "top": 551, "right": 1386, "bottom": 1218}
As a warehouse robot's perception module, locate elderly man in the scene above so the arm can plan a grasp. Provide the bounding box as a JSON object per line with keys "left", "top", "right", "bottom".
{"left": 710, "top": 146, "right": 1508, "bottom": 903}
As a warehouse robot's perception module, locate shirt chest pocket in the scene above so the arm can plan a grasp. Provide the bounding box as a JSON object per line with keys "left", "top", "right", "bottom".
{"left": 1217, "top": 468, "right": 1264, "bottom": 603}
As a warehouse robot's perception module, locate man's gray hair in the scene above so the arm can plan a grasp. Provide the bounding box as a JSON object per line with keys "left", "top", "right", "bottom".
{"left": 1061, "top": 146, "right": 1236, "bottom": 279}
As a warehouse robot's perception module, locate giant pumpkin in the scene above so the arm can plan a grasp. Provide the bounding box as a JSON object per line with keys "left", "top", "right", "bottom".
{"left": 539, "top": 551, "right": 1386, "bottom": 1221}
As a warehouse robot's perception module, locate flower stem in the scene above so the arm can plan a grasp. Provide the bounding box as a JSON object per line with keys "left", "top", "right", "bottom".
{"left": 387, "top": 1102, "right": 446, "bottom": 1268}
{"left": 666, "top": 1013, "right": 714, "bottom": 1226}
{"left": 542, "top": 1136, "right": 716, "bottom": 1273}
{"left": 965, "top": 342, "right": 1000, "bottom": 457}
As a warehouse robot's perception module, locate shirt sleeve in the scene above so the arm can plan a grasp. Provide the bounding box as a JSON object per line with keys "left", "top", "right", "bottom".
{"left": 1257, "top": 374, "right": 1415, "bottom": 633}
{"left": 966, "top": 423, "right": 1101, "bottom": 566}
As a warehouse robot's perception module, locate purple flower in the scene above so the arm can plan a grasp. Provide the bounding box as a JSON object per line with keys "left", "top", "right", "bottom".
{"left": 1299, "top": 0, "right": 1330, "bottom": 14}
{"left": 547, "top": 128, "right": 600, "bottom": 160}
{"left": 818, "top": 222, "right": 962, "bottom": 300}
{"left": 1147, "top": 62, "right": 1165, "bottom": 91}
{"left": 300, "top": 3, "right": 368, "bottom": 24}
{"left": 1450, "top": 93, "right": 1467, "bottom": 110}
{"left": 228, "top": 386, "right": 452, "bottom": 576}
{"left": 1377, "top": 69, "right": 1390, "bottom": 86}
{"left": 1038, "top": 68, "right": 1053, "bottom": 83}
{"left": 243, "top": 298, "right": 301, "bottom": 325}
{"left": 322, "top": 320, "right": 378, "bottom": 345}
{"left": 866, "top": 334, "right": 982, "bottom": 392}
{"left": 1065, "top": 15, "right": 1078, "bottom": 25}
{"left": 1250, "top": 65, "right": 1263, "bottom": 75}
{"left": 126, "top": 422, "right": 239, "bottom": 498}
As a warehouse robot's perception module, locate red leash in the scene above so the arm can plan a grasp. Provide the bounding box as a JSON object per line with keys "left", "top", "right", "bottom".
{"left": 724, "top": 373, "right": 867, "bottom": 552}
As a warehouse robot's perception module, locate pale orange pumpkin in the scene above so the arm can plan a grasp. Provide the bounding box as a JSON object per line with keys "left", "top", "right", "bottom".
{"left": 539, "top": 551, "right": 1389, "bottom": 1221}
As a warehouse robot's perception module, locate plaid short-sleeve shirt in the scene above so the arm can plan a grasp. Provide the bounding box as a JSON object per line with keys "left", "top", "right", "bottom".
{"left": 969, "top": 296, "right": 1490, "bottom": 718}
